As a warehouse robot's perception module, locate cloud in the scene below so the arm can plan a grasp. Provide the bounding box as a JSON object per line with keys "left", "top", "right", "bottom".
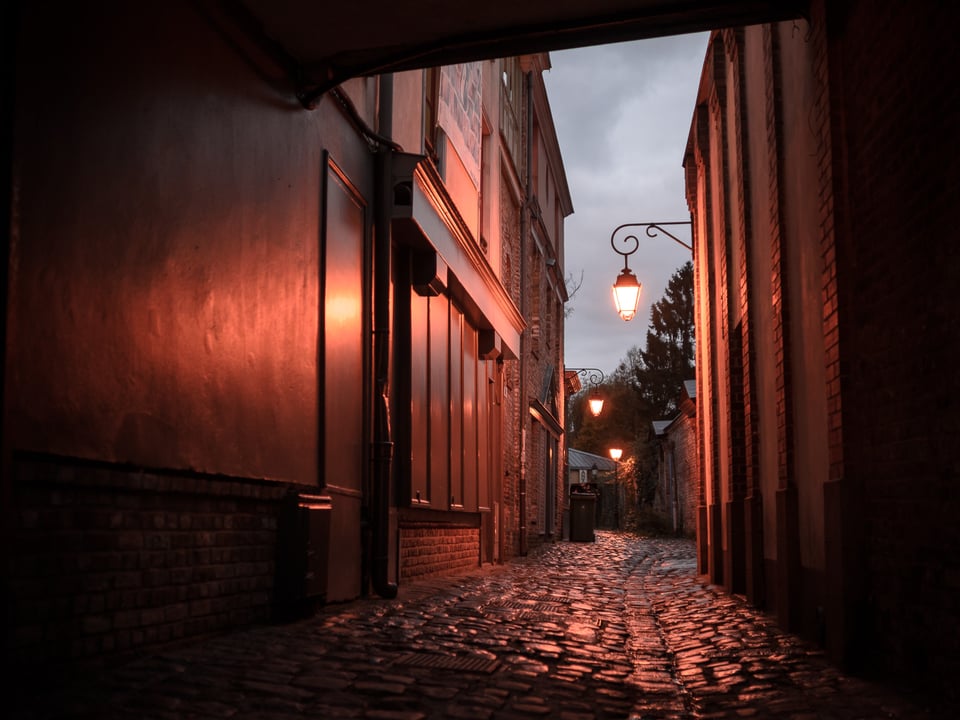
{"left": 545, "top": 33, "right": 709, "bottom": 374}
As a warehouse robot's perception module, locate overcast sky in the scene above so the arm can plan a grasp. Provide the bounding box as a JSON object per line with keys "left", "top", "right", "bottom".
{"left": 543, "top": 33, "right": 709, "bottom": 376}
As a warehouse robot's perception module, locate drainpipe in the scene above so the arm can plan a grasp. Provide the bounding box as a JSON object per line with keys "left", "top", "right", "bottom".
{"left": 518, "top": 70, "right": 534, "bottom": 557}
{"left": 372, "top": 74, "right": 398, "bottom": 598}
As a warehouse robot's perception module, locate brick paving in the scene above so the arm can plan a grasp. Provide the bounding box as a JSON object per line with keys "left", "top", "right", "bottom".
{"left": 12, "top": 532, "right": 946, "bottom": 719}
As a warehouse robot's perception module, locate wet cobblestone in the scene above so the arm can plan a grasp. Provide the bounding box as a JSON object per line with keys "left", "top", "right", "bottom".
{"left": 13, "top": 532, "right": 946, "bottom": 719}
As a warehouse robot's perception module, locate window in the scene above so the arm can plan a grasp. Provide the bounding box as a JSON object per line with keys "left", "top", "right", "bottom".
{"left": 500, "top": 58, "right": 523, "bottom": 174}
{"left": 424, "top": 66, "right": 441, "bottom": 164}
{"left": 409, "top": 289, "right": 489, "bottom": 513}
{"left": 479, "top": 114, "right": 491, "bottom": 254}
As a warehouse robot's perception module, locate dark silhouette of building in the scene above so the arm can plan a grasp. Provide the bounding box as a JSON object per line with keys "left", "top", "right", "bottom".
{"left": 683, "top": 4, "right": 960, "bottom": 701}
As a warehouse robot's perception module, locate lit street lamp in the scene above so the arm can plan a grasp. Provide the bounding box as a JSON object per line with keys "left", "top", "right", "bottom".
{"left": 610, "top": 222, "right": 692, "bottom": 321}
{"left": 566, "top": 367, "right": 606, "bottom": 416}
{"left": 609, "top": 447, "right": 623, "bottom": 529}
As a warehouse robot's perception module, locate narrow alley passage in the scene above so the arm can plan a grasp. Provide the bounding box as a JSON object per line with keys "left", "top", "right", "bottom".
{"left": 15, "top": 533, "right": 941, "bottom": 720}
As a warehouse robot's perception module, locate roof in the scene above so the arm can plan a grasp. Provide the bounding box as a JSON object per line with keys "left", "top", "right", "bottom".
{"left": 683, "top": 379, "right": 697, "bottom": 400}
{"left": 652, "top": 419, "right": 674, "bottom": 437}
{"left": 568, "top": 448, "right": 616, "bottom": 471}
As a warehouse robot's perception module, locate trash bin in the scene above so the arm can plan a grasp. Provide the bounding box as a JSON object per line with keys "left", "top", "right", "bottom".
{"left": 569, "top": 487, "right": 596, "bottom": 542}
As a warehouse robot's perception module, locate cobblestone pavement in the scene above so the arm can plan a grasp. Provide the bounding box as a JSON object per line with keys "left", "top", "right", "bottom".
{"left": 13, "top": 532, "right": 946, "bottom": 719}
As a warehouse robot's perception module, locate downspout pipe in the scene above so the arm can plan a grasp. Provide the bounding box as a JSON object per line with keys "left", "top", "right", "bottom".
{"left": 372, "top": 74, "right": 398, "bottom": 598}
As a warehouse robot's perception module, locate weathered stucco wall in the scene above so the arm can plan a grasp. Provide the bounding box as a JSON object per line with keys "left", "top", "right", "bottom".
{"left": 5, "top": 0, "right": 378, "bottom": 665}
{"left": 742, "top": 25, "right": 779, "bottom": 566}
{"left": 829, "top": 0, "right": 960, "bottom": 693}
{"left": 777, "top": 22, "right": 829, "bottom": 577}
{"left": 8, "top": 1, "right": 353, "bottom": 484}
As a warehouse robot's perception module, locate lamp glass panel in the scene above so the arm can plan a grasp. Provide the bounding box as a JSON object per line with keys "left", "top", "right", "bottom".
{"left": 588, "top": 396, "right": 604, "bottom": 416}
{"left": 612, "top": 270, "right": 641, "bottom": 321}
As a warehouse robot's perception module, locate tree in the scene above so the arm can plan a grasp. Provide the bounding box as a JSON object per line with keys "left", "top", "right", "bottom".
{"left": 566, "top": 262, "right": 695, "bottom": 528}
{"left": 564, "top": 270, "right": 584, "bottom": 318}
{"left": 613, "top": 261, "right": 695, "bottom": 418}
{"left": 605, "top": 262, "right": 695, "bottom": 521}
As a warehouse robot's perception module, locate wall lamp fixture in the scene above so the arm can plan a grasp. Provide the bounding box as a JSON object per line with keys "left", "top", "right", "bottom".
{"left": 566, "top": 367, "right": 605, "bottom": 416}
{"left": 610, "top": 221, "right": 692, "bottom": 321}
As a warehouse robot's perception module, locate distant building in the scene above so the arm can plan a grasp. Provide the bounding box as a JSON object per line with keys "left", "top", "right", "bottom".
{"left": 565, "top": 448, "right": 615, "bottom": 536}
{"left": 652, "top": 380, "right": 698, "bottom": 537}
{"left": 567, "top": 448, "right": 615, "bottom": 492}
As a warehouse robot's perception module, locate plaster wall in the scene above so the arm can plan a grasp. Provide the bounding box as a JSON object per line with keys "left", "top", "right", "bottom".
{"left": 6, "top": 1, "right": 370, "bottom": 485}
{"left": 5, "top": 0, "right": 380, "bottom": 664}
{"left": 828, "top": 0, "right": 960, "bottom": 691}
{"left": 707, "top": 99, "right": 731, "bottom": 547}
{"left": 443, "top": 137, "right": 481, "bottom": 238}
{"left": 724, "top": 56, "right": 744, "bottom": 332}
{"left": 742, "top": 25, "right": 779, "bottom": 563}
{"left": 693, "top": 169, "right": 713, "bottom": 513}
{"left": 392, "top": 70, "right": 426, "bottom": 157}
{"left": 777, "top": 22, "right": 828, "bottom": 574}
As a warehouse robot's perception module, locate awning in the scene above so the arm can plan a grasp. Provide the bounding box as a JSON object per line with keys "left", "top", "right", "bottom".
{"left": 393, "top": 163, "right": 524, "bottom": 358}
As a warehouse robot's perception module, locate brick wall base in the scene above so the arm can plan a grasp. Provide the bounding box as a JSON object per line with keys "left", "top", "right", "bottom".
{"left": 399, "top": 524, "right": 480, "bottom": 580}
{"left": 5, "top": 454, "right": 292, "bottom": 669}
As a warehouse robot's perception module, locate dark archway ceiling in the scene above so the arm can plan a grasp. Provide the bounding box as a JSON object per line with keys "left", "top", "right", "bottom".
{"left": 241, "top": 0, "right": 807, "bottom": 99}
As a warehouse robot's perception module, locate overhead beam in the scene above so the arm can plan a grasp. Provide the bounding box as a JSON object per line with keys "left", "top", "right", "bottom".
{"left": 238, "top": 0, "right": 807, "bottom": 105}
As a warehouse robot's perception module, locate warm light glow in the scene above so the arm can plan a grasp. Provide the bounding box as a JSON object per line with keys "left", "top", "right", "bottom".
{"left": 609, "top": 447, "right": 623, "bottom": 461}
{"left": 588, "top": 388, "right": 604, "bottom": 417}
{"left": 612, "top": 267, "right": 641, "bottom": 321}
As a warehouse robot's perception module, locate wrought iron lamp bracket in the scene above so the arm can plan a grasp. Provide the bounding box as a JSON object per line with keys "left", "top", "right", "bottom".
{"left": 610, "top": 221, "right": 693, "bottom": 266}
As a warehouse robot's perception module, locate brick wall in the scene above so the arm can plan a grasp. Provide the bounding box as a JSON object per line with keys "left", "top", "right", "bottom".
{"left": 7, "top": 455, "right": 290, "bottom": 668}
{"left": 500, "top": 163, "right": 522, "bottom": 560}
{"left": 500, "top": 356, "right": 521, "bottom": 560}
{"left": 657, "top": 414, "right": 700, "bottom": 538}
{"left": 672, "top": 417, "right": 700, "bottom": 537}
{"left": 686, "top": 2, "right": 960, "bottom": 702}
{"left": 828, "top": 0, "right": 960, "bottom": 698}
{"left": 399, "top": 525, "right": 480, "bottom": 580}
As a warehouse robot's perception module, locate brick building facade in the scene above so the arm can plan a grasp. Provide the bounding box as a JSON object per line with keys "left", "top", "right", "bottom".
{"left": 496, "top": 56, "right": 572, "bottom": 560}
{"left": 684, "top": 1, "right": 960, "bottom": 700}
{"left": 2, "top": 2, "right": 570, "bottom": 672}
{"left": 653, "top": 380, "right": 698, "bottom": 536}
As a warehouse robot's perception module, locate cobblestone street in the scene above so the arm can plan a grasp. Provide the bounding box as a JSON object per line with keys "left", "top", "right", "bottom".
{"left": 13, "top": 532, "right": 944, "bottom": 719}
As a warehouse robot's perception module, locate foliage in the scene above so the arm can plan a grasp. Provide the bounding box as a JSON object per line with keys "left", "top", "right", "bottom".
{"left": 612, "top": 261, "right": 695, "bottom": 418}
{"left": 563, "top": 270, "right": 584, "bottom": 318}
{"left": 626, "top": 507, "right": 675, "bottom": 537}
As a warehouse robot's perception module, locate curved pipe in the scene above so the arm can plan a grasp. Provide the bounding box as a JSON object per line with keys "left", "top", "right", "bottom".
{"left": 371, "top": 74, "right": 398, "bottom": 598}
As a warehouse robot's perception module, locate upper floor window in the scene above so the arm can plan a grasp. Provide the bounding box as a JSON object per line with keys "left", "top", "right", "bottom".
{"left": 500, "top": 58, "right": 523, "bottom": 176}
{"left": 501, "top": 58, "right": 522, "bottom": 108}
{"left": 424, "top": 66, "right": 441, "bottom": 164}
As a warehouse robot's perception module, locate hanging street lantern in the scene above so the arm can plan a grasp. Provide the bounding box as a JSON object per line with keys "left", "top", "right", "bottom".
{"left": 609, "top": 221, "right": 693, "bottom": 321}
{"left": 612, "top": 265, "right": 642, "bottom": 321}
{"left": 566, "top": 367, "right": 606, "bottom": 416}
{"left": 588, "top": 386, "right": 604, "bottom": 417}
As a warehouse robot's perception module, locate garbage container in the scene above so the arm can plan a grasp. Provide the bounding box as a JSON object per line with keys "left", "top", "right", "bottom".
{"left": 569, "top": 487, "right": 596, "bottom": 542}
